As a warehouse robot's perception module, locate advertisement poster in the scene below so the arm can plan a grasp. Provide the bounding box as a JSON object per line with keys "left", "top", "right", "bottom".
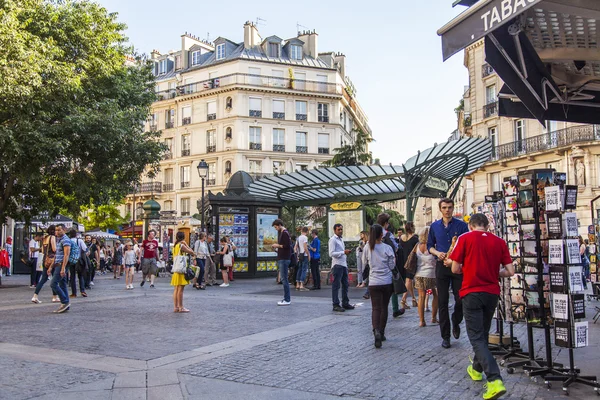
{"left": 568, "top": 266, "right": 584, "bottom": 292}
{"left": 548, "top": 240, "right": 564, "bottom": 264}
{"left": 563, "top": 213, "right": 579, "bottom": 237}
{"left": 551, "top": 293, "right": 569, "bottom": 320}
{"left": 328, "top": 210, "right": 363, "bottom": 242}
{"left": 575, "top": 321, "right": 588, "bottom": 348}
{"left": 256, "top": 214, "right": 279, "bottom": 258}
{"left": 555, "top": 319, "right": 572, "bottom": 348}
{"left": 545, "top": 186, "right": 561, "bottom": 211}
{"left": 546, "top": 212, "right": 563, "bottom": 239}
{"left": 566, "top": 239, "right": 581, "bottom": 264}
{"left": 550, "top": 266, "right": 566, "bottom": 292}
{"left": 572, "top": 294, "right": 586, "bottom": 319}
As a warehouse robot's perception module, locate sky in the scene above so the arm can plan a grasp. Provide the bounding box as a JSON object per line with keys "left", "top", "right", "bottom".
{"left": 96, "top": 0, "right": 469, "bottom": 165}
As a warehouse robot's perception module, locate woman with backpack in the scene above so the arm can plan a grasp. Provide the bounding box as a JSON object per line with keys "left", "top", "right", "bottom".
{"left": 217, "top": 237, "right": 232, "bottom": 287}
{"left": 31, "top": 225, "right": 59, "bottom": 304}
{"left": 171, "top": 232, "right": 196, "bottom": 312}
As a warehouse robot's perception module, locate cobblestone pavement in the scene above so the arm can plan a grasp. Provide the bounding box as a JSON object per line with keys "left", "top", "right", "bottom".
{"left": 0, "top": 273, "right": 598, "bottom": 399}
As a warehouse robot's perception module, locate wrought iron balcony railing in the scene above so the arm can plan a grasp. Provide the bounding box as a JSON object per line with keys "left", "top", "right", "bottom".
{"left": 318, "top": 147, "right": 330, "bottom": 154}
{"left": 273, "top": 112, "right": 285, "bottom": 120}
{"left": 149, "top": 124, "right": 158, "bottom": 132}
{"left": 483, "top": 102, "right": 498, "bottom": 119}
{"left": 206, "top": 179, "right": 216, "bottom": 186}
{"left": 162, "top": 183, "right": 173, "bottom": 192}
{"left": 207, "top": 113, "right": 216, "bottom": 121}
{"left": 165, "top": 121, "right": 174, "bottom": 129}
{"left": 490, "top": 125, "right": 598, "bottom": 162}
{"left": 130, "top": 182, "right": 162, "bottom": 194}
{"left": 182, "top": 117, "right": 191, "bottom": 125}
{"left": 296, "top": 146, "right": 308, "bottom": 153}
{"left": 273, "top": 144, "right": 285, "bottom": 152}
{"left": 180, "top": 181, "right": 190, "bottom": 189}
{"left": 249, "top": 143, "right": 262, "bottom": 150}
{"left": 207, "top": 145, "right": 216, "bottom": 153}
{"left": 163, "top": 152, "right": 172, "bottom": 160}
{"left": 296, "top": 113, "right": 307, "bottom": 121}
{"left": 318, "top": 115, "right": 329, "bottom": 123}
{"left": 482, "top": 63, "right": 495, "bottom": 78}
{"left": 181, "top": 149, "right": 190, "bottom": 157}
{"left": 249, "top": 110, "right": 262, "bottom": 118}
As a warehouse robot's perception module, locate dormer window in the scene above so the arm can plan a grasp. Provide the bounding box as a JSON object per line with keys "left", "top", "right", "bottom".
{"left": 192, "top": 51, "right": 201, "bottom": 66}
{"left": 158, "top": 59, "right": 167, "bottom": 75}
{"left": 216, "top": 44, "right": 225, "bottom": 60}
{"left": 291, "top": 45, "right": 302, "bottom": 60}
{"left": 268, "top": 42, "right": 280, "bottom": 58}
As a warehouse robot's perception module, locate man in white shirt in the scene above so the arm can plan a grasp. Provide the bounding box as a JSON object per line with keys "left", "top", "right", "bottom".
{"left": 29, "top": 233, "right": 43, "bottom": 288}
{"left": 193, "top": 232, "right": 209, "bottom": 289}
{"left": 328, "top": 224, "right": 354, "bottom": 312}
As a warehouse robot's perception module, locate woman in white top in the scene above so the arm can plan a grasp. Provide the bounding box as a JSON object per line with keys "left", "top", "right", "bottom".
{"left": 414, "top": 227, "right": 438, "bottom": 327}
{"left": 122, "top": 242, "right": 137, "bottom": 290}
{"left": 356, "top": 231, "right": 368, "bottom": 288}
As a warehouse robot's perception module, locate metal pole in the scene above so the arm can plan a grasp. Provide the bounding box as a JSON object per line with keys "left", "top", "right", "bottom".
{"left": 201, "top": 177, "right": 205, "bottom": 233}
{"left": 132, "top": 185, "right": 137, "bottom": 241}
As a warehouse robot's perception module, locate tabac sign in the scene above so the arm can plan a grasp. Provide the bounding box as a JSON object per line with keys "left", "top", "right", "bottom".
{"left": 330, "top": 202, "right": 362, "bottom": 211}
{"left": 439, "top": 0, "right": 542, "bottom": 60}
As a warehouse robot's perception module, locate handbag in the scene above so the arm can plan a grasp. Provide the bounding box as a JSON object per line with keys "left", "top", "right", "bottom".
{"left": 184, "top": 266, "right": 195, "bottom": 281}
{"left": 172, "top": 245, "right": 187, "bottom": 273}
{"left": 362, "top": 265, "right": 370, "bottom": 281}
{"left": 404, "top": 244, "right": 418, "bottom": 275}
{"left": 392, "top": 266, "right": 407, "bottom": 295}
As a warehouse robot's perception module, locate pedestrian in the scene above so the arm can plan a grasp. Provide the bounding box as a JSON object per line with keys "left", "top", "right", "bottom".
{"left": 193, "top": 232, "right": 209, "bottom": 290}
{"left": 171, "top": 231, "right": 195, "bottom": 313}
{"left": 377, "top": 213, "right": 404, "bottom": 318}
{"left": 67, "top": 229, "right": 86, "bottom": 298}
{"left": 414, "top": 227, "right": 438, "bottom": 327}
{"left": 226, "top": 236, "right": 236, "bottom": 282}
{"left": 204, "top": 235, "right": 217, "bottom": 286}
{"left": 32, "top": 226, "right": 59, "bottom": 304}
{"left": 123, "top": 242, "right": 136, "bottom": 289}
{"left": 50, "top": 224, "right": 72, "bottom": 313}
{"left": 308, "top": 229, "right": 321, "bottom": 290}
{"left": 356, "top": 231, "right": 368, "bottom": 288}
{"left": 112, "top": 241, "right": 123, "bottom": 279}
{"left": 3, "top": 236, "right": 13, "bottom": 276}
{"left": 139, "top": 230, "right": 159, "bottom": 288}
{"left": 579, "top": 236, "right": 590, "bottom": 290}
{"left": 427, "top": 198, "right": 469, "bottom": 349}
{"left": 86, "top": 236, "right": 100, "bottom": 287}
{"left": 449, "top": 213, "right": 514, "bottom": 400}
{"left": 99, "top": 242, "right": 107, "bottom": 274}
{"left": 399, "top": 222, "right": 419, "bottom": 309}
{"left": 217, "top": 237, "right": 232, "bottom": 287}
{"left": 289, "top": 235, "right": 298, "bottom": 286}
{"left": 132, "top": 238, "right": 141, "bottom": 272}
{"left": 363, "top": 224, "right": 395, "bottom": 348}
{"left": 29, "top": 233, "right": 43, "bottom": 288}
{"left": 329, "top": 223, "right": 354, "bottom": 312}
{"left": 294, "top": 227, "right": 310, "bottom": 291}
{"left": 272, "top": 219, "right": 292, "bottom": 305}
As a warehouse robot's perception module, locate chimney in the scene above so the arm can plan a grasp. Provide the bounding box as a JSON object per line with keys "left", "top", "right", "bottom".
{"left": 297, "top": 29, "right": 318, "bottom": 58}
{"left": 150, "top": 49, "right": 161, "bottom": 60}
{"left": 334, "top": 53, "right": 346, "bottom": 79}
{"left": 243, "top": 21, "right": 261, "bottom": 48}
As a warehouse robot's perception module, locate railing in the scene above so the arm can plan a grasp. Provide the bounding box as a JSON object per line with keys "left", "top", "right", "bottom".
{"left": 273, "top": 112, "right": 285, "bottom": 120}
{"left": 163, "top": 183, "right": 173, "bottom": 191}
{"left": 296, "top": 113, "right": 307, "bottom": 121}
{"left": 182, "top": 117, "right": 191, "bottom": 125}
{"left": 482, "top": 63, "right": 495, "bottom": 78}
{"left": 175, "top": 73, "right": 343, "bottom": 97}
{"left": 318, "top": 147, "right": 330, "bottom": 154}
{"left": 180, "top": 181, "right": 190, "bottom": 189}
{"left": 273, "top": 144, "right": 285, "bottom": 152}
{"left": 181, "top": 211, "right": 190, "bottom": 216}
{"left": 165, "top": 121, "right": 174, "bottom": 129}
{"left": 163, "top": 152, "right": 172, "bottom": 160}
{"left": 207, "top": 145, "right": 216, "bottom": 153}
{"left": 206, "top": 179, "right": 216, "bottom": 186}
{"left": 296, "top": 146, "right": 308, "bottom": 153}
{"left": 207, "top": 113, "right": 216, "bottom": 121}
{"left": 318, "top": 115, "right": 329, "bottom": 123}
{"left": 156, "top": 89, "right": 177, "bottom": 101}
{"left": 483, "top": 102, "right": 498, "bottom": 119}
{"left": 249, "top": 143, "right": 262, "bottom": 150}
{"left": 248, "top": 172, "right": 274, "bottom": 181}
{"left": 181, "top": 149, "right": 190, "bottom": 156}
{"left": 249, "top": 110, "right": 262, "bottom": 118}
{"left": 149, "top": 124, "right": 158, "bottom": 132}
{"left": 130, "top": 182, "right": 162, "bottom": 194}
{"left": 491, "top": 125, "right": 598, "bottom": 161}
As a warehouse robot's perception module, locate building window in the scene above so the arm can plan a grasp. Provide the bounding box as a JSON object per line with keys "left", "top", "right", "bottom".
{"left": 515, "top": 119, "right": 526, "bottom": 153}
{"left": 291, "top": 45, "right": 302, "bottom": 60}
{"left": 225, "top": 127, "right": 232, "bottom": 140}
{"left": 273, "top": 161, "right": 286, "bottom": 175}
{"left": 181, "top": 134, "right": 190, "bottom": 157}
{"left": 249, "top": 160, "right": 262, "bottom": 174}
{"left": 273, "top": 99, "right": 285, "bottom": 119}
{"left": 296, "top": 131, "right": 307, "bottom": 153}
{"left": 316, "top": 74, "right": 328, "bottom": 92}
{"left": 158, "top": 60, "right": 167, "bottom": 75}
{"left": 488, "top": 127, "right": 497, "bottom": 158}
{"left": 296, "top": 101, "right": 307, "bottom": 121}
{"left": 249, "top": 97, "right": 262, "bottom": 118}
{"left": 164, "top": 138, "right": 173, "bottom": 159}
{"left": 207, "top": 162, "right": 216, "bottom": 186}
{"left": 216, "top": 44, "right": 225, "bottom": 60}
{"left": 192, "top": 51, "right": 201, "bottom": 66}
{"left": 225, "top": 97, "right": 233, "bottom": 110}
{"left": 273, "top": 128, "right": 285, "bottom": 152}
{"left": 249, "top": 127, "right": 262, "bottom": 150}
{"left": 318, "top": 103, "right": 329, "bottom": 123}
{"left": 182, "top": 106, "right": 191, "bottom": 125}
{"left": 207, "top": 101, "right": 216, "bottom": 120}
{"left": 164, "top": 200, "right": 173, "bottom": 211}
{"left": 207, "top": 130, "right": 216, "bottom": 153}
{"left": 225, "top": 160, "right": 232, "bottom": 174}
{"left": 295, "top": 72, "right": 306, "bottom": 90}
{"left": 486, "top": 85, "right": 496, "bottom": 104}
{"left": 318, "top": 133, "right": 329, "bottom": 154}
{"left": 165, "top": 109, "right": 175, "bottom": 129}
{"left": 490, "top": 172, "right": 502, "bottom": 193}
{"left": 271, "top": 69, "right": 285, "bottom": 87}
{"left": 180, "top": 166, "right": 190, "bottom": 188}
{"left": 163, "top": 169, "right": 173, "bottom": 191}
{"left": 181, "top": 198, "right": 190, "bottom": 216}
{"left": 136, "top": 202, "right": 143, "bottom": 216}
{"left": 268, "top": 42, "right": 280, "bottom": 58}
{"left": 125, "top": 203, "right": 132, "bottom": 217}
{"left": 295, "top": 163, "right": 308, "bottom": 172}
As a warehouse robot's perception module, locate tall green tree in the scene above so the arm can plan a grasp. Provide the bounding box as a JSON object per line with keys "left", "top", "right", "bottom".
{"left": 80, "top": 203, "right": 129, "bottom": 231}
{"left": 0, "top": 0, "right": 164, "bottom": 226}
{"left": 322, "top": 127, "right": 373, "bottom": 167}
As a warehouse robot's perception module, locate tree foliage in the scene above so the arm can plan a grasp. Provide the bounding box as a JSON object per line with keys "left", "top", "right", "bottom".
{"left": 322, "top": 127, "right": 373, "bottom": 167}
{"left": 80, "top": 203, "right": 129, "bottom": 231}
{"left": 0, "top": 0, "right": 164, "bottom": 225}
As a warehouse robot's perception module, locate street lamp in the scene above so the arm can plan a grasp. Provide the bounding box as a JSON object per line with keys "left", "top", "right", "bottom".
{"left": 197, "top": 159, "right": 209, "bottom": 233}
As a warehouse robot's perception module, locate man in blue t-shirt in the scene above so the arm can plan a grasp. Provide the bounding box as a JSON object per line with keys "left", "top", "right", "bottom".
{"left": 50, "top": 223, "right": 72, "bottom": 313}
{"left": 309, "top": 229, "right": 321, "bottom": 290}
{"left": 427, "top": 198, "right": 469, "bottom": 349}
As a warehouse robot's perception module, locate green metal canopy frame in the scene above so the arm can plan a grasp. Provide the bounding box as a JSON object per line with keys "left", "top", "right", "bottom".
{"left": 247, "top": 137, "right": 491, "bottom": 220}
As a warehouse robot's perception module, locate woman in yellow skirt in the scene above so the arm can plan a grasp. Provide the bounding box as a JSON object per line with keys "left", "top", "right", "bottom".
{"left": 171, "top": 232, "right": 196, "bottom": 313}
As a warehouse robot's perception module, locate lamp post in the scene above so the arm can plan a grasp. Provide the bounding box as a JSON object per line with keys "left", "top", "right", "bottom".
{"left": 197, "top": 159, "right": 209, "bottom": 233}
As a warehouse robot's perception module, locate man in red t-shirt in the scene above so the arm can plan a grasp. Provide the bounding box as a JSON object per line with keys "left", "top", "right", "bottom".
{"left": 449, "top": 213, "right": 514, "bottom": 400}
{"left": 139, "top": 230, "right": 159, "bottom": 288}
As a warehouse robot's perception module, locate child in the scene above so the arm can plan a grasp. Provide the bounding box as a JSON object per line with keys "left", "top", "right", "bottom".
{"left": 122, "top": 242, "right": 136, "bottom": 290}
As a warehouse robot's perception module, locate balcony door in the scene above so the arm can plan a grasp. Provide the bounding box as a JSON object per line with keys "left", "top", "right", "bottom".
{"left": 515, "top": 120, "right": 526, "bottom": 154}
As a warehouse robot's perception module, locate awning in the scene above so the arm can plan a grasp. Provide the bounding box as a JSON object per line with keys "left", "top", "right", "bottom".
{"left": 84, "top": 231, "right": 120, "bottom": 240}
{"left": 118, "top": 225, "right": 144, "bottom": 237}
{"left": 439, "top": 0, "right": 600, "bottom": 125}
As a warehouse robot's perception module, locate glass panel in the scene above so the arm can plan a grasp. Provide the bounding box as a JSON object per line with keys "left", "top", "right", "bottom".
{"left": 249, "top": 98, "right": 262, "bottom": 111}
{"left": 296, "top": 132, "right": 307, "bottom": 146}
{"left": 273, "top": 100, "right": 285, "bottom": 113}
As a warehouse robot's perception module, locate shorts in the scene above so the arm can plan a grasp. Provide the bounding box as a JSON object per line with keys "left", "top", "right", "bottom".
{"left": 125, "top": 264, "right": 135, "bottom": 270}
{"left": 141, "top": 258, "right": 158, "bottom": 276}
{"left": 414, "top": 276, "right": 436, "bottom": 291}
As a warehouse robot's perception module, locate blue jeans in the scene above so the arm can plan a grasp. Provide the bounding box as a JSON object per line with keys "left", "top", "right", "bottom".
{"left": 331, "top": 265, "right": 350, "bottom": 307}
{"left": 50, "top": 264, "right": 70, "bottom": 304}
{"left": 195, "top": 258, "right": 206, "bottom": 285}
{"left": 278, "top": 260, "right": 291, "bottom": 302}
{"left": 296, "top": 256, "right": 308, "bottom": 283}
{"left": 35, "top": 266, "right": 57, "bottom": 296}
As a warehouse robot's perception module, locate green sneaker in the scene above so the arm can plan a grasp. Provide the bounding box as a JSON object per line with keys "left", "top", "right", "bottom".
{"left": 483, "top": 379, "right": 507, "bottom": 400}
{"left": 467, "top": 365, "right": 483, "bottom": 381}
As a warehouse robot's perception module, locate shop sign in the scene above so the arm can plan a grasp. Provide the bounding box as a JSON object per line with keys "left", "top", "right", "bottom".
{"left": 424, "top": 177, "right": 449, "bottom": 192}
{"left": 330, "top": 202, "right": 362, "bottom": 211}
{"left": 218, "top": 207, "right": 249, "bottom": 214}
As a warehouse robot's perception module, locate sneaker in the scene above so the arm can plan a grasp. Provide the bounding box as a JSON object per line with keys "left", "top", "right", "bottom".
{"left": 467, "top": 364, "right": 483, "bottom": 381}
{"left": 442, "top": 339, "right": 451, "bottom": 349}
{"left": 90, "top": 281, "right": 94, "bottom": 286}
{"left": 29, "top": 285, "right": 36, "bottom": 289}
{"left": 219, "top": 283, "right": 229, "bottom": 287}
{"left": 56, "top": 304, "right": 70, "bottom": 314}
{"left": 140, "top": 281, "right": 145, "bottom": 287}
{"left": 453, "top": 324, "right": 461, "bottom": 340}
{"left": 333, "top": 305, "right": 345, "bottom": 312}
{"left": 81, "top": 292, "right": 87, "bottom": 297}
{"left": 373, "top": 329, "right": 382, "bottom": 349}
{"left": 342, "top": 304, "right": 355, "bottom": 310}
{"left": 150, "top": 284, "right": 155, "bottom": 288}
{"left": 393, "top": 309, "right": 405, "bottom": 318}
{"left": 31, "top": 297, "right": 42, "bottom": 304}
{"left": 483, "top": 380, "right": 506, "bottom": 400}
{"left": 277, "top": 300, "right": 291, "bottom": 306}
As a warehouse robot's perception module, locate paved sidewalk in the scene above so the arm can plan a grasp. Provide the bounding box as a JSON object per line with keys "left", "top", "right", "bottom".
{"left": 0, "top": 273, "right": 598, "bottom": 399}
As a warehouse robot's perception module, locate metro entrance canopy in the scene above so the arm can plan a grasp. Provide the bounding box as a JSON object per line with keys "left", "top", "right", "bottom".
{"left": 247, "top": 137, "right": 491, "bottom": 221}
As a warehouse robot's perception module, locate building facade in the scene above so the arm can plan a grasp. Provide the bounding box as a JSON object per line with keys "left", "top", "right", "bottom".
{"left": 457, "top": 40, "right": 600, "bottom": 231}
{"left": 124, "top": 22, "right": 371, "bottom": 224}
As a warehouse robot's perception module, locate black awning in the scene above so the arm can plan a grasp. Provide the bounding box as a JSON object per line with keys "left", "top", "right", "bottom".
{"left": 438, "top": 0, "right": 543, "bottom": 61}
{"left": 499, "top": 96, "right": 600, "bottom": 125}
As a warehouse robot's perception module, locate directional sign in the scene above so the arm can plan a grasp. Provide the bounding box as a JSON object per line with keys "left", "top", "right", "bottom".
{"left": 159, "top": 219, "right": 178, "bottom": 225}
{"left": 160, "top": 210, "right": 177, "bottom": 216}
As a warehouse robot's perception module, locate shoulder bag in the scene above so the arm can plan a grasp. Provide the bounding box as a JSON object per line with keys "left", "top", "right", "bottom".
{"left": 222, "top": 245, "right": 233, "bottom": 267}
{"left": 172, "top": 244, "right": 187, "bottom": 274}
{"left": 404, "top": 244, "right": 419, "bottom": 275}
{"left": 43, "top": 237, "right": 56, "bottom": 269}
{"left": 392, "top": 265, "right": 407, "bottom": 295}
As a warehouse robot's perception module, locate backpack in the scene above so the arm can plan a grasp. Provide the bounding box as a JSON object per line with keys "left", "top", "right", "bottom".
{"left": 382, "top": 231, "right": 404, "bottom": 270}
{"left": 68, "top": 237, "right": 80, "bottom": 264}
{"left": 76, "top": 239, "right": 90, "bottom": 272}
